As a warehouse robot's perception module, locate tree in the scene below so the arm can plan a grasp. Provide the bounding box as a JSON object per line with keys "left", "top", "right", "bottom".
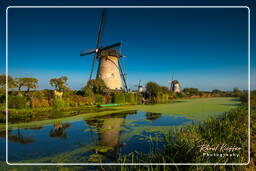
{"left": 0, "top": 74, "right": 16, "bottom": 90}
{"left": 212, "top": 89, "right": 222, "bottom": 94}
{"left": 183, "top": 88, "right": 200, "bottom": 96}
{"left": 15, "top": 78, "right": 25, "bottom": 90}
{"left": 16, "top": 77, "right": 38, "bottom": 92}
{"left": 233, "top": 87, "right": 241, "bottom": 97}
{"left": 160, "top": 86, "right": 170, "bottom": 94}
{"left": 82, "top": 86, "right": 94, "bottom": 97}
{"left": 84, "top": 79, "right": 107, "bottom": 94}
{"left": 233, "top": 88, "right": 241, "bottom": 93}
{"left": 50, "top": 76, "right": 68, "bottom": 91}
{"left": 145, "top": 82, "right": 161, "bottom": 98}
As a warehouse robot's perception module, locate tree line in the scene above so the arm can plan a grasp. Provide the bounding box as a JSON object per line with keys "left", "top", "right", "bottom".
{"left": 0, "top": 74, "right": 245, "bottom": 110}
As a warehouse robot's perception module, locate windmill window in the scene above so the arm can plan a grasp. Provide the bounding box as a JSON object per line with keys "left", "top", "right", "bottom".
{"left": 111, "top": 73, "right": 114, "bottom": 78}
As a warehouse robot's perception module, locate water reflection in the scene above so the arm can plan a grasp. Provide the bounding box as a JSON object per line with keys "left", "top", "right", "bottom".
{"left": 1, "top": 110, "right": 194, "bottom": 162}
{"left": 0, "top": 129, "right": 35, "bottom": 144}
{"left": 86, "top": 110, "right": 136, "bottom": 160}
{"left": 146, "top": 112, "right": 162, "bottom": 121}
{"left": 49, "top": 123, "right": 71, "bottom": 139}
{"left": 25, "top": 126, "right": 43, "bottom": 130}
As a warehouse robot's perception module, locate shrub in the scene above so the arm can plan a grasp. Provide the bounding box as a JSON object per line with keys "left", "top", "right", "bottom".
{"left": 0, "top": 94, "right": 5, "bottom": 103}
{"left": 53, "top": 98, "right": 67, "bottom": 108}
{"left": 157, "top": 93, "right": 169, "bottom": 101}
{"left": 31, "top": 98, "right": 50, "bottom": 108}
{"left": 183, "top": 88, "right": 200, "bottom": 96}
{"left": 112, "top": 92, "right": 126, "bottom": 104}
{"left": 8, "top": 96, "right": 27, "bottom": 109}
{"left": 83, "top": 86, "right": 94, "bottom": 97}
{"left": 95, "top": 94, "right": 104, "bottom": 104}
{"left": 125, "top": 93, "right": 137, "bottom": 104}
{"left": 70, "top": 95, "right": 95, "bottom": 105}
{"left": 104, "top": 95, "right": 112, "bottom": 104}
{"left": 174, "top": 92, "right": 185, "bottom": 99}
{"left": 85, "top": 79, "right": 108, "bottom": 94}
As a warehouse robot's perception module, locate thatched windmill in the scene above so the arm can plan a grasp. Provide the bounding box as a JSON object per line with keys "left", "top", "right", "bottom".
{"left": 80, "top": 10, "right": 128, "bottom": 92}
{"left": 168, "top": 73, "right": 181, "bottom": 93}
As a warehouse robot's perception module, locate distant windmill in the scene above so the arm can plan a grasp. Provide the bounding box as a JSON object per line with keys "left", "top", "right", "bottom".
{"left": 135, "top": 80, "right": 143, "bottom": 93}
{"left": 80, "top": 10, "right": 128, "bottom": 92}
{"left": 168, "top": 73, "right": 181, "bottom": 93}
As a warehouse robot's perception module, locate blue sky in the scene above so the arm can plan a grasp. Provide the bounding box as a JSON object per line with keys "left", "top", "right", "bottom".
{"left": 3, "top": 7, "right": 251, "bottom": 91}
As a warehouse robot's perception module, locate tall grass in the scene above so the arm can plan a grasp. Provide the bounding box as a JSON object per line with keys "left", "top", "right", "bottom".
{"left": 104, "top": 105, "right": 251, "bottom": 171}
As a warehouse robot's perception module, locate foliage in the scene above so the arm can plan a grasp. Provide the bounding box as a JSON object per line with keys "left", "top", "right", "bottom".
{"left": 212, "top": 89, "right": 222, "bottom": 94}
{"left": 84, "top": 79, "right": 107, "bottom": 95}
{"left": 69, "top": 95, "right": 94, "bottom": 106}
{"left": 31, "top": 90, "right": 46, "bottom": 99}
{"left": 145, "top": 82, "right": 161, "bottom": 98}
{"left": 114, "top": 105, "right": 249, "bottom": 167}
{"left": 95, "top": 94, "right": 104, "bottom": 104}
{"left": 173, "top": 92, "right": 185, "bottom": 99}
{"left": 62, "top": 87, "right": 74, "bottom": 98}
{"left": 157, "top": 93, "right": 169, "bottom": 101}
{"left": 212, "top": 89, "right": 223, "bottom": 95}
{"left": 82, "top": 86, "right": 94, "bottom": 97}
{"left": 50, "top": 76, "right": 68, "bottom": 91}
{"left": 53, "top": 98, "right": 68, "bottom": 108}
{"left": 183, "top": 87, "right": 200, "bottom": 96}
{"left": 0, "top": 74, "right": 15, "bottom": 89}
{"left": 232, "top": 87, "right": 242, "bottom": 97}
{"left": 15, "top": 77, "right": 38, "bottom": 92}
{"left": 112, "top": 92, "right": 126, "bottom": 104}
{"left": 125, "top": 93, "right": 138, "bottom": 104}
{"left": 160, "top": 86, "right": 170, "bottom": 94}
{"left": 31, "top": 98, "right": 50, "bottom": 108}
{"left": 8, "top": 96, "right": 27, "bottom": 109}
{"left": 0, "top": 94, "right": 5, "bottom": 103}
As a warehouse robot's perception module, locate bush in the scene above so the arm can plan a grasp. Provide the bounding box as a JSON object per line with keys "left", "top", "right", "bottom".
{"left": 112, "top": 92, "right": 126, "bottom": 104}
{"left": 95, "top": 94, "right": 104, "bottom": 104}
{"left": 31, "top": 98, "right": 50, "bottom": 108}
{"left": 183, "top": 88, "right": 200, "bottom": 96}
{"left": 69, "top": 95, "right": 95, "bottom": 105}
{"left": 104, "top": 95, "right": 112, "bottom": 104}
{"left": 0, "top": 94, "right": 5, "bottom": 103}
{"left": 83, "top": 86, "right": 94, "bottom": 97}
{"left": 85, "top": 79, "right": 108, "bottom": 94}
{"left": 157, "top": 93, "right": 169, "bottom": 101}
{"left": 173, "top": 92, "right": 185, "bottom": 99}
{"left": 125, "top": 93, "right": 137, "bottom": 104}
{"left": 8, "top": 96, "right": 27, "bottom": 109}
{"left": 53, "top": 98, "right": 67, "bottom": 108}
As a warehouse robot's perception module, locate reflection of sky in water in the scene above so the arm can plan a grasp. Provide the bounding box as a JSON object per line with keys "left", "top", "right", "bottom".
{"left": 6, "top": 121, "right": 97, "bottom": 161}
{"left": 0, "top": 111, "right": 193, "bottom": 162}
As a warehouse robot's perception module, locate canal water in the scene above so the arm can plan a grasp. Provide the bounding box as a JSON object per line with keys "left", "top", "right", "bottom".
{"left": 0, "top": 110, "right": 194, "bottom": 163}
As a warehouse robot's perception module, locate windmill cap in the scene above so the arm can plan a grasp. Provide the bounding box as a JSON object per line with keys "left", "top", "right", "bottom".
{"left": 99, "top": 49, "right": 122, "bottom": 57}
{"left": 172, "top": 80, "right": 179, "bottom": 84}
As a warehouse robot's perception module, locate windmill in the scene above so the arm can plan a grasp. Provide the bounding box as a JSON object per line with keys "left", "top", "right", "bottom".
{"left": 168, "top": 73, "right": 181, "bottom": 93}
{"left": 135, "top": 80, "right": 143, "bottom": 93}
{"left": 80, "top": 10, "right": 128, "bottom": 92}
